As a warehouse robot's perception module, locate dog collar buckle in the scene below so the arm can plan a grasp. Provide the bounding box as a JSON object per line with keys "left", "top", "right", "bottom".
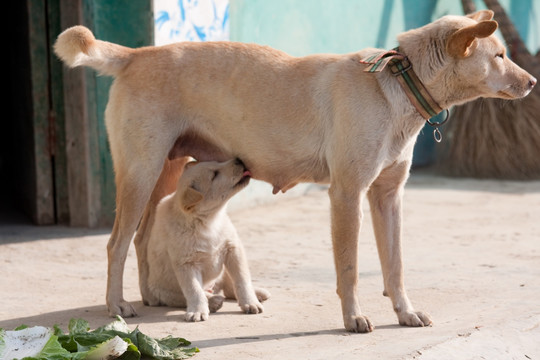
{"left": 390, "top": 57, "right": 412, "bottom": 77}
{"left": 425, "top": 109, "right": 450, "bottom": 143}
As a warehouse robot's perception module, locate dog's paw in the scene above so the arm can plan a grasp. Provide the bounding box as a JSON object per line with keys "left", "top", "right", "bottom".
{"left": 240, "top": 301, "right": 264, "bottom": 314}
{"left": 398, "top": 310, "right": 432, "bottom": 327}
{"left": 108, "top": 300, "right": 137, "bottom": 318}
{"left": 185, "top": 310, "right": 209, "bottom": 322}
{"left": 254, "top": 287, "right": 271, "bottom": 302}
{"left": 344, "top": 315, "right": 374, "bottom": 333}
{"left": 208, "top": 295, "right": 225, "bottom": 313}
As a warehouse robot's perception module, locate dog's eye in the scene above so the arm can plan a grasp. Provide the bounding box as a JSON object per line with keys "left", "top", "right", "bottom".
{"left": 212, "top": 171, "right": 219, "bottom": 180}
{"left": 496, "top": 53, "right": 504, "bottom": 59}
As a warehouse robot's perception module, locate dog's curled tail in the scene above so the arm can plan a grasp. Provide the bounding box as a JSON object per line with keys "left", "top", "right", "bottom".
{"left": 54, "top": 25, "right": 132, "bottom": 77}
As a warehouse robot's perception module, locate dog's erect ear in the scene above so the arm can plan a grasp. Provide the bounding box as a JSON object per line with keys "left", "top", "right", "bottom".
{"left": 181, "top": 187, "right": 204, "bottom": 212}
{"left": 447, "top": 20, "right": 498, "bottom": 58}
{"left": 466, "top": 10, "right": 494, "bottom": 22}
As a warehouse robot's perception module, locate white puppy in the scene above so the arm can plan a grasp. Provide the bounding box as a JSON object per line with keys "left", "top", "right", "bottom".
{"left": 145, "top": 159, "right": 270, "bottom": 321}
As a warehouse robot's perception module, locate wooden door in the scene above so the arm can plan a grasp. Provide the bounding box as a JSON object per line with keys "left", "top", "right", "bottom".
{"left": 2, "top": 0, "right": 68, "bottom": 225}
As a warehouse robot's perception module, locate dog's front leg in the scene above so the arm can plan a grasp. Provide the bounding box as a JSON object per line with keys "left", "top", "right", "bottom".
{"left": 173, "top": 265, "right": 210, "bottom": 322}
{"left": 329, "top": 183, "right": 374, "bottom": 333}
{"left": 224, "top": 244, "right": 265, "bottom": 314}
{"left": 367, "top": 161, "right": 432, "bottom": 328}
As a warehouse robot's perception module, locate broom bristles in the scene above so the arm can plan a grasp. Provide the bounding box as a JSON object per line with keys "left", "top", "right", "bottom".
{"left": 438, "top": 90, "right": 540, "bottom": 179}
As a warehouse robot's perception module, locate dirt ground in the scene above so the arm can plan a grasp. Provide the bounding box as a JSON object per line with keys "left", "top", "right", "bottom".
{"left": 1, "top": 172, "right": 539, "bottom": 360}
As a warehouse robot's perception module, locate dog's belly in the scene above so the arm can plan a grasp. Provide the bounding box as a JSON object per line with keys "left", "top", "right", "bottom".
{"left": 167, "top": 129, "right": 331, "bottom": 193}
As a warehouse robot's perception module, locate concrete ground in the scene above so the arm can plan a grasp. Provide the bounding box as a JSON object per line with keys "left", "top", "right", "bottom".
{"left": 1, "top": 173, "right": 539, "bottom": 360}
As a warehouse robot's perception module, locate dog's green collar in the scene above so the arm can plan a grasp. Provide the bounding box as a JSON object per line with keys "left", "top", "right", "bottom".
{"left": 360, "top": 48, "right": 449, "bottom": 142}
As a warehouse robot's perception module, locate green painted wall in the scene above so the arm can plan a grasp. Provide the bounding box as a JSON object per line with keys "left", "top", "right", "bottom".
{"left": 230, "top": 0, "right": 464, "bottom": 56}
{"left": 230, "top": 0, "right": 538, "bottom": 56}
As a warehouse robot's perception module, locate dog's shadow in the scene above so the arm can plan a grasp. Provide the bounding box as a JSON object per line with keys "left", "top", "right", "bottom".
{"left": 0, "top": 302, "right": 402, "bottom": 351}
{"left": 193, "top": 328, "right": 346, "bottom": 349}
{"left": 193, "top": 323, "right": 403, "bottom": 349}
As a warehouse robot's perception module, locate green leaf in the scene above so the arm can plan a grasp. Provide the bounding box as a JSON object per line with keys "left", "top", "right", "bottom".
{"left": 1, "top": 316, "right": 197, "bottom": 360}
{"left": 135, "top": 332, "right": 198, "bottom": 360}
{"left": 34, "top": 334, "right": 73, "bottom": 360}
{"left": 93, "top": 316, "right": 132, "bottom": 335}
{"left": 68, "top": 319, "right": 90, "bottom": 335}
{"left": 57, "top": 333, "right": 78, "bottom": 353}
{"left": 53, "top": 325, "right": 66, "bottom": 337}
{"left": 0, "top": 329, "right": 5, "bottom": 357}
{"left": 118, "top": 338, "right": 141, "bottom": 360}
{"left": 81, "top": 335, "right": 128, "bottom": 360}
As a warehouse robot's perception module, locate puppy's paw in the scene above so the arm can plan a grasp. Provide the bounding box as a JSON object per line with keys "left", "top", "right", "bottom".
{"left": 344, "top": 314, "right": 374, "bottom": 333}
{"left": 254, "top": 287, "right": 271, "bottom": 302}
{"left": 185, "top": 310, "right": 209, "bottom": 322}
{"left": 208, "top": 295, "right": 225, "bottom": 313}
{"left": 240, "top": 301, "right": 264, "bottom": 314}
{"left": 398, "top": 310, "right": 432, "bottom": 327}
{"left": 108, "top": 300, "right": 137, "bottom": 318}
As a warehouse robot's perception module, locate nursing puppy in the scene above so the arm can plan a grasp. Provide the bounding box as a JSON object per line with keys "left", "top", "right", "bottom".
{"left": 145, "top": 159, "right": 269, "bottom": 321}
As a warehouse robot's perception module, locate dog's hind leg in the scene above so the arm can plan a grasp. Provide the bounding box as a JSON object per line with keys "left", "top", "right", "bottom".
{"left": 135, "top": 156, "right": 190, "bottom": 306}
{"left": 107, "top": 179, "right": 150, "bottom": 316}
{"left": 213, "top": 271, "right": 236, "bottom": 299}
{"left": 106, "top": 155, "right": 169, "bottom": 317}
{"left": 207, "top": 293, "right": 225, "bottom": 313}
{"left": 367, "top": 161, "right": 432, "bottom": 328}
{"left": 213, "top": 271, "right": 271, "bottom": 303}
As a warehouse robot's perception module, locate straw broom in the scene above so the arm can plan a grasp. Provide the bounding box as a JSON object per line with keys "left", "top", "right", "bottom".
{"left": 437, "top": 0, "right": 540, "bottom": 179}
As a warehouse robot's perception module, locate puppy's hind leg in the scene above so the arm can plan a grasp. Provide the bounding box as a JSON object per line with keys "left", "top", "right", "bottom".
{"left": 212, "top": 271, "right": 236, "bottom": 299}
{"left": 207, "top": 293, "right": 225, "bottom": 313}
{"left": 214, "top": 271, "right": 270, "bottom": 303}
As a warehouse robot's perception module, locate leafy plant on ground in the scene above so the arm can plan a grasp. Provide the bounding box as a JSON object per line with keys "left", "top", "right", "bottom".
{"left": 0, "top": 316, "right": 198, "bottom": 360}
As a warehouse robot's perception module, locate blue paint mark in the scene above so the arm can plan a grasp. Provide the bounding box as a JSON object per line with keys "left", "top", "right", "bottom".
{"left": 155, "top": 11, "right": 170, "bottom": 30}
{"left": 155, "top": 0, "right": 229, "bottom": 43}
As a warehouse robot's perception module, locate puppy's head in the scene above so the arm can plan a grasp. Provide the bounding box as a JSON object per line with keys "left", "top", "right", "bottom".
{"left": 177, "top": 159, "right": 251, "bottom": 215}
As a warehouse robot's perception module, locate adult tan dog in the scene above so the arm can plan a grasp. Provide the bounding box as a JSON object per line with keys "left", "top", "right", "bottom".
{"left": 145, "top": 159, "right": 269, "bottom": 321}
{"left": 55, "top": 10, "right": 536, "bottom": 333}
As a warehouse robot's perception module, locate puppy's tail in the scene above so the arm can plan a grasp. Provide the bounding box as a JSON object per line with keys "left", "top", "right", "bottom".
{"left": 54, "top": 25, "right": 132, "bottom": 77}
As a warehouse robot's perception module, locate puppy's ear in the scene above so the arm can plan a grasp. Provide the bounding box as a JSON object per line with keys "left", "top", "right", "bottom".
{"left": 181, "top": 187, "right": 203, "bottom": 212}
{"left": 466, "top": 10, "right": 494, "bottom": 22}
{"left": 447, "top": 20, "right": 498, "bottom": 58}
